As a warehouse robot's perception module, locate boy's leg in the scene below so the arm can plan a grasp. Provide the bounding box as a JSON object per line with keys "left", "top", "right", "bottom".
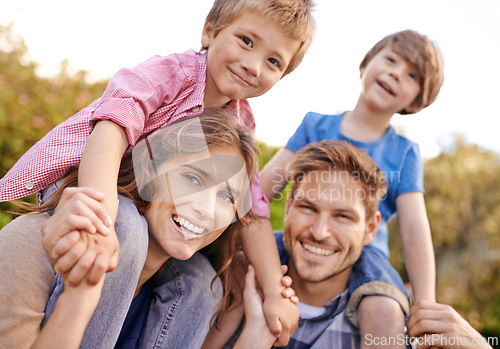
{"left": 139, "top": 252, "right": 223, "bottom": 348}
{"left": 347, "top": 246, "right": 409, "bottom": 349}
{"left": 43, "top": 196, "right": 149, "bottom": 349}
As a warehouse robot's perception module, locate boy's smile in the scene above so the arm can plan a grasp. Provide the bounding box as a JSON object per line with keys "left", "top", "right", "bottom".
{"left": 360, "top": 47, "right": 421, "bottom": 114}
{"left": 202, "top": 12, "right": 301, "bottom": 107}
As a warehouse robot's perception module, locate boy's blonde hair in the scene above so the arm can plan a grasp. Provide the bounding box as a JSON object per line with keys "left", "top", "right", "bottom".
{"left": 360, "top": 30, "right": 444, "bottom": 114}
{"left": 206, "top": 0, "right": 316, "bottom": 76}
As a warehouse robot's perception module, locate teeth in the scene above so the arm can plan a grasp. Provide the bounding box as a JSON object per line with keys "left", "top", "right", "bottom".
{"left": 173, "top": 216, "right": 206, "bottom": 235}
{"left": 302, "top": 243, "right": 335, "bottom": 256}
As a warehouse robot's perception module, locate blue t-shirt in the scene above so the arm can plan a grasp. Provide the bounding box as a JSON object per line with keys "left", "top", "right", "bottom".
{"left": 286, "top": 112, "right": 424, "bottom": 257}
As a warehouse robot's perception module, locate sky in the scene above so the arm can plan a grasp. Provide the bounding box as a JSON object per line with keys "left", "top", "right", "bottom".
{"left": 1, "top": 0, "right": 500, "bottom": 158}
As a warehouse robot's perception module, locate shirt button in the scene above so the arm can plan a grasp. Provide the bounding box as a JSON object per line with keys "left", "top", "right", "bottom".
{"left": 192, "top": 106, "right": 200, "bottom": 113}
{"left": 25, "top": 181, "right": 34, "bottom": 190}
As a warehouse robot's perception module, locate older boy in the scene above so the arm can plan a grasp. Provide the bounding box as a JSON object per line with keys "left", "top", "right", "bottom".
{"left": 1, "top": 0, "right": 315, "bottom": 347}
{"left": 261, "top": 30, "right": 444, "bottom": 345}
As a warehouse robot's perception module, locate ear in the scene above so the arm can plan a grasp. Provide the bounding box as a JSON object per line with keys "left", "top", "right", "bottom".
{"left": 201, "top": 20, "right": 215, "bottom": 49}
{"left": 363, "top": 211, "right": 380, "bottom": 246}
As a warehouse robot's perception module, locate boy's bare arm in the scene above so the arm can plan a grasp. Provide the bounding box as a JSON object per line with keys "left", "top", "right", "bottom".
{"left": 240, "top": 217, "right": 299, "bottom": 347}
{"left": 396, "top": 192, "right": 436, "bottom": 302}
{"left": 260, "top": 148, "right": 295, "bottom": 201}
{"left": 31, "top": 276, "right": 104, "bottom": 349}
{"left": 73, "top": 120, "right": 129, "bottom": 284}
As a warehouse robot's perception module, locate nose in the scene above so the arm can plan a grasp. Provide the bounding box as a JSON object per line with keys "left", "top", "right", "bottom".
{"left": 310, "top": 213, "right": 331, "bottom": 241}
{"left": 191, "top": 188, "right": 217, "bottom": 220}
{"left": 388, "top": 63, "right": 405, "bottom": 82}
{"left": 241, "top": 54, "right": 261, "bottom": 77}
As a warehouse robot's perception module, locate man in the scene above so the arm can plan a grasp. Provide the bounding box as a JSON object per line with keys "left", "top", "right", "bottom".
{"left": 225, "top": 139, "right": 408, "bottom": 348}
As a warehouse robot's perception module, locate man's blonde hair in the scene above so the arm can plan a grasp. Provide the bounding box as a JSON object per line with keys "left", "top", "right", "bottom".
{"left": 206, "top": 0, "right": 316, "bottom": 76}
{"left": 360, "top": 30, "right": 444, "bottom": 114}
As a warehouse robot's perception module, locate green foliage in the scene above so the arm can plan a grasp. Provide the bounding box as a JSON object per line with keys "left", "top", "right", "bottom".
{"left": 389, "top": 137, "right": 500, "bottom": 335}
{"left": 0, "top": 24, "right": 107, "bottom": 224}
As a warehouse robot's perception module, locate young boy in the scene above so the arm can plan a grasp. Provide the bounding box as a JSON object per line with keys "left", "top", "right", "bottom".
{"left": 261, "top": 30, "right": 444, "bottom": 345}
{"left": 0, "top": 0, "right": 315, "bottom": 346}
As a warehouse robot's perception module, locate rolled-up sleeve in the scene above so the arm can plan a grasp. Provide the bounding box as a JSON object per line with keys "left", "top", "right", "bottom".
{"left": 89, "top": 55, "right": 194, "bottom": 146}
{"left": 250, "top": 167, "right": 270, "bottom": 218}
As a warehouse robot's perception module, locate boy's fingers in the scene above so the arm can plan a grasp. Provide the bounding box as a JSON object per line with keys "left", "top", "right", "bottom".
{"left": 108, "top": 250, "right": 119, "bottom": 272}
{"left": 267, "top": 316, "right": 283, "bottom": 337}
{"left": 54, "top": 239, "right": 87, "bottom": 274}
{"left": 52, "top": 231, "right": 81, "bottom": 259}
{"left": 281, "top": 275, "right": 292, "bottom": 288}
{"left": 59, "top": 187, "right": 105, "bottom": 207}
{"left": 65, "top": 248, "right": 98, "bottom": 287}
{"left": 87, "top": 253, "right": 109, "bottom": 285}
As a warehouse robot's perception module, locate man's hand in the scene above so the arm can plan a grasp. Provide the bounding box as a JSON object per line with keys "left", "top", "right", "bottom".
{"left": 41, "top": 187, "right": 118, "bottom": 286}
{"left": 407, "top": 301, "right": 493, "bottom": 349}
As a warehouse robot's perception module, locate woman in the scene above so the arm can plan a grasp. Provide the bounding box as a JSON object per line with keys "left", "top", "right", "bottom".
{"left": 0, "top": 109, "right": 258, "bottom": 348}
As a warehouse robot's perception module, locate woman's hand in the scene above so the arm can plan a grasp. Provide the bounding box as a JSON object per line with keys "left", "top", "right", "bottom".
{"left": 234, "top": 265, "right": 280, "bottom": 349}
{"left": 41, "top": 187, "right": 116, "bottom": 286}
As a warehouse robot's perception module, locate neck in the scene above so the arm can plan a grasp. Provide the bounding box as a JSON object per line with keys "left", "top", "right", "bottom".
{"left": 288, "top": 263, "right": 350, "bottom": 307}
{"left": 134, "top": 247, "right": 170, "bottom": 297}
{"left": 204, "top": 73, "right": 231, "bottom": 108}
{"left": 341, "top": 99, "right": 393, "bottom": 142}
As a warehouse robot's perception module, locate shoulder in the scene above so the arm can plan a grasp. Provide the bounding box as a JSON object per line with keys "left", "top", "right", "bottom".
{"left": 302, "top": 111, "right": 342, "bottom": 124}
{"left": 132, "top": 50, "right": 199, "bottom": 82}
{"left": 384, "top": 128, "right": 422, "bottom": 159}
{"left": 115, "top": 195, "right": 148, "bottom": 231}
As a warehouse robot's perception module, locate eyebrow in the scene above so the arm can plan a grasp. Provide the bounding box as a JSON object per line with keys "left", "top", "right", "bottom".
{"left": 183, "top": 164, "right": 210, "bottom": 178}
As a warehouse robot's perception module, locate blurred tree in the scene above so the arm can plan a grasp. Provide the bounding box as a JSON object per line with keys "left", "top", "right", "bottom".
{"left": 0, "top": 24, "right": 106, "bottom": 226}
{"left": 389, "top": 136, "right": 500, "bottom": 336}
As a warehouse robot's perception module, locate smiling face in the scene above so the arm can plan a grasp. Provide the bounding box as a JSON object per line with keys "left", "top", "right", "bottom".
{"left": 283, "top": 170, "right": 379, "bottom": 287}
{"left": 201, "top": 11, "right": 301, "bottom": 107}
{"left": 143, "top": 146, "right": 250, "bottom": 265}
{"left": 360, "top": 47, "right": 421, "bottom": 114}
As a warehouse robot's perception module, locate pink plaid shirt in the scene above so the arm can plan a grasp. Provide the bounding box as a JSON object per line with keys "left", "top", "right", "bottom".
{"left": 0, "top": 49, "right": 269, "bottom": 217}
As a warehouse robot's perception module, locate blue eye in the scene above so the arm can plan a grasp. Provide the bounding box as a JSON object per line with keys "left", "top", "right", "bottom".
{"left": 240, "top": 36, "right": 253, "bottom": 48}
{"left": 218, "top": 191, "right": 233, "bottom": 202}
{"left": 409, "top": 73, "right": 417, "bottom": 81}
{"left": 183, "top": 174, "right": 200, "bottom": 185}
{"left": 386, "top": 56, "right": 396, "bottom": 63}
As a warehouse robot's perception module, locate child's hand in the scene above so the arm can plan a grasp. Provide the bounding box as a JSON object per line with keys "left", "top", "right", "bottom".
{"left": 42, "top": 187, "right": 118, "bottom": 286}
{"left": 280, "top": 264, "right": 299, "bottom": 305}
{"left": 262, "top": 265, "right": 300, "bottom": 347}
